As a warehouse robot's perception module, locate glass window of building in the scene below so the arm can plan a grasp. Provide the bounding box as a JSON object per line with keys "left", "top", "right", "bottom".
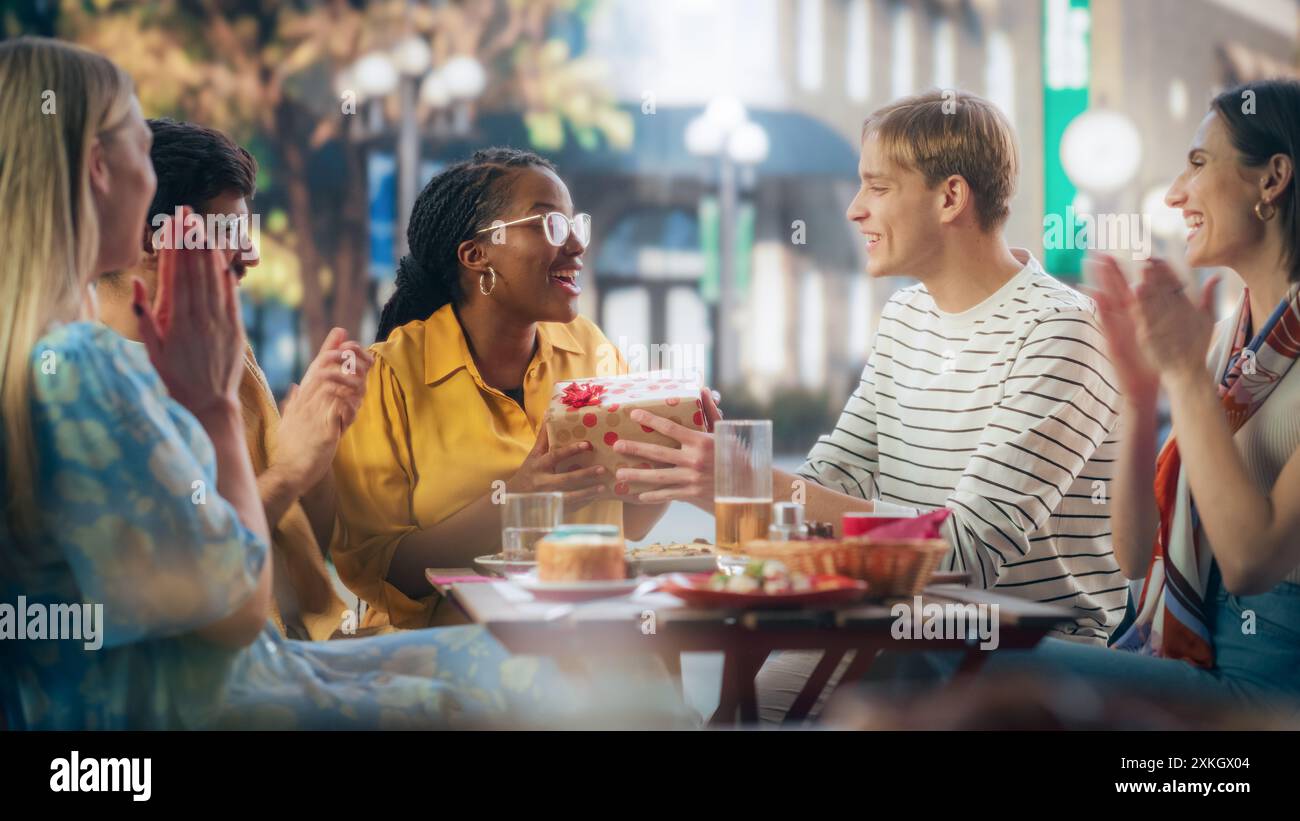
{"left": 890, "top": 1, "right": 915, "bottom": 100}
{"left": 798, "top": 0, "right": 825, "bottom": 92}
{"left": 846, "top": 0, "right": 872, "bottom": 102}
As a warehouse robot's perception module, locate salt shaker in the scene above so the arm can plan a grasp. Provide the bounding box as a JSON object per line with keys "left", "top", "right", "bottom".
{"left": 768, "top": 502, "right": 807, "bottom": 541}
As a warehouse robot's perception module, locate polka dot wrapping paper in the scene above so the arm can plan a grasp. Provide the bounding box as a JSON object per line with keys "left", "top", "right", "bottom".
{"left": 543, "top": 372, "right": 707, "bottom": 498}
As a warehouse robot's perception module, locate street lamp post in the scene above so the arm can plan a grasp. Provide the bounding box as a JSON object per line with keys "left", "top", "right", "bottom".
{"left": 1059, "top": 108, "right": 1142, "bottom": 198}
{"left": 396, "top": 77, "right": 420, "bottom": 259}
{"left": 393, "top": 36, "right": 432, "bottom": 259}
{"left": 718, "top": 151, "right": 737, "bottom": 386}
{"left": 686, "top": 98, "right": 768, "bottom": 390}
{"left": 1059, "top": 107, "right": 1142, "bottom": 264}
{"left": 347, "top": 43, "right": 486, "bottom": 264}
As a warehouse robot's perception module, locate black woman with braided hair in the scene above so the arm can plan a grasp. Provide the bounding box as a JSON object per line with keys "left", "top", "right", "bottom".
{"left": 332, "top": 147, "right": 717, "bottom": 629}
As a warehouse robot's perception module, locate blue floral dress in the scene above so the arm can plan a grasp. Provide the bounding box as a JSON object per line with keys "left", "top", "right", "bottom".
{"left": 0, "top": 322, "right": 559, "bottom": 729}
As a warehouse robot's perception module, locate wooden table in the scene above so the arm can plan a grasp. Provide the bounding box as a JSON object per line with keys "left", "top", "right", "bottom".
{"left": 430, "top": 569, "right": 1073, "bottom": 726}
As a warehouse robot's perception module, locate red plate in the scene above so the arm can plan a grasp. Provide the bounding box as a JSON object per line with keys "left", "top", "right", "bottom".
{"left": 659, "top": 573, "right": 869, "bottom": 609}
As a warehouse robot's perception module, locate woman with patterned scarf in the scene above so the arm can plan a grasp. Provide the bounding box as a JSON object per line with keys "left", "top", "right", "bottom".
{"left": 949, "top": 79, "right": 1300, "bottom": 718}
{"left": 1091, "top": 77, "right": 1300, "bottom": 704}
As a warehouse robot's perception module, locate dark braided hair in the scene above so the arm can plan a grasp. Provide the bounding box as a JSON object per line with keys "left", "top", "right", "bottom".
{"left": 376, "top": 147, "right": 556, "bottom": 342}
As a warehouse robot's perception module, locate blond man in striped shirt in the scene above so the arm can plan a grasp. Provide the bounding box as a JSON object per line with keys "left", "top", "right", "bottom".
{"left": 615, "top": 91, "right": 1127, "bottom": 717}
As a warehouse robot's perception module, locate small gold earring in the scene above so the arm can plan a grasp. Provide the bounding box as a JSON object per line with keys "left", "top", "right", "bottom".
{"left": 479, "top": 265, "right": 497, "bottom": 295}
{"left": 1254, "top": 200, "right": 1277, "bottom": 222}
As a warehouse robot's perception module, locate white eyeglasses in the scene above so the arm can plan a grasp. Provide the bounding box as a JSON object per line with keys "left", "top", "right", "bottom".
{"left": 476, "top": 211, "right": 592, "bottom": 248}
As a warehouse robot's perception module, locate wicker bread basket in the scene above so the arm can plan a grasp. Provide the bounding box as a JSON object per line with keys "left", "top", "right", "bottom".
{"left": 743, "top": 537, "right": 948, "bottom": 597}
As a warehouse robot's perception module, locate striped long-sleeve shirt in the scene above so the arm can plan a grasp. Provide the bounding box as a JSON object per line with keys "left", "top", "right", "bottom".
{"left": 799, "top": 251, "right": 1127, "bottom": 644}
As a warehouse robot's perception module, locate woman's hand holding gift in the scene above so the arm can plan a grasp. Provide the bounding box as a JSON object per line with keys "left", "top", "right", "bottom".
{"left": 507, "top": 425, "right": 610, "bottom": 506}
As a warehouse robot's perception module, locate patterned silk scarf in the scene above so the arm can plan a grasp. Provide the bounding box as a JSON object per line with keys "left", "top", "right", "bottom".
{"left": 1114, "top": 285, "right": 1300, "bottom": 666}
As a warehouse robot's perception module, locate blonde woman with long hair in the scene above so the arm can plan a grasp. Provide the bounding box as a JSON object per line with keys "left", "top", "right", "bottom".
{"left": 0, "top": 36, "right": 278, "bottom": 729}
{"left": 0, "top": 38, "right": 684, "bottom": 730}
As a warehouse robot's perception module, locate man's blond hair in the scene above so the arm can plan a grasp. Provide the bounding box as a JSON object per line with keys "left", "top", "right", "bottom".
{"left": 862, "top": 89, "right": 1019, "bottom": 231}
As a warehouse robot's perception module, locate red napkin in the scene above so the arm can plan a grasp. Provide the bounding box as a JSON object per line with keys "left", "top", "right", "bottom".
{"left": 867, "top": 508, "right": 951, "bottom": 540}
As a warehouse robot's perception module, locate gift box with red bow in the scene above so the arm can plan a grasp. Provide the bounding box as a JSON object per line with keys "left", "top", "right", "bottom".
{"left": 543, "top": 371, "right": 707, "bottom": 498}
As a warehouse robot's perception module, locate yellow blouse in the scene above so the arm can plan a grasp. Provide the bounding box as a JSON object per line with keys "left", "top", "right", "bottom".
{"left": 331, "top": 304, "right": 623, "bottom": 628}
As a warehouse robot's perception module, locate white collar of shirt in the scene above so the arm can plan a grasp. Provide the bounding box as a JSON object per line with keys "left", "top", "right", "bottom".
{"left": 930, "top": 248, "right": 1042, "bottom": 332}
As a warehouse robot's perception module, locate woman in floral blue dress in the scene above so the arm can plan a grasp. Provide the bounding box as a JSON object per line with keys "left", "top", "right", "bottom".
{"left": 6, "top": 320, "right": 560, "bottom": 729}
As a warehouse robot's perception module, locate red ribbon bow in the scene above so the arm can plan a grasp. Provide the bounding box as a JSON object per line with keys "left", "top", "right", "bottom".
{"left": 560, "top": 382, "right": 607, "bottom": 408}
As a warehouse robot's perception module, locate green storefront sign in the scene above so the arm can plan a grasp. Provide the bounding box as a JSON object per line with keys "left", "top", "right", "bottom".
{"left": 1042, "top": 0, "right": 1091, "bottom": 279}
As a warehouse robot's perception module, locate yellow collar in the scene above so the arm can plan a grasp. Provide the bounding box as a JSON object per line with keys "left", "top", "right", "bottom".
{"left": 422, "top": 303, "right": 585, "bottom": 385}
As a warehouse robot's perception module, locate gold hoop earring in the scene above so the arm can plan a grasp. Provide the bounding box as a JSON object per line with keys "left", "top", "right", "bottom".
{"left": 1254, "top": 200, "right": 1277, "bottom": 221}
{"left": 479, "top": 265, "right": 497, "bottom": 296}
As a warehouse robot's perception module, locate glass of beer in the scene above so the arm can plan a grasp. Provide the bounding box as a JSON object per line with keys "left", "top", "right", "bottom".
{"left": 714, "top": 420, "right": 773, "bottom": 573}
{"left": 501, "top": 492, "right": 563, "bottom": 567}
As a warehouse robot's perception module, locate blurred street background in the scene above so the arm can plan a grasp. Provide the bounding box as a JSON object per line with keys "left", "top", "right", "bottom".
{"left": 4, "top": 0, "right": 1297, "bottom": 545}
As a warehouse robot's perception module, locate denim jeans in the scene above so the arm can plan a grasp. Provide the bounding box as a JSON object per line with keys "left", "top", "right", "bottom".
{"left": 871, "top": 577, "right": 1300, "bottom": 719}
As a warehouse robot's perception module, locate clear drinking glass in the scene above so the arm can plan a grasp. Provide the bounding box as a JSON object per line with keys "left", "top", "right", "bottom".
{"left": 714, "top": 420, "right": 773, "bottom": 574}
{"left": 501, "top": 492, "right": 563, "bottom": 567}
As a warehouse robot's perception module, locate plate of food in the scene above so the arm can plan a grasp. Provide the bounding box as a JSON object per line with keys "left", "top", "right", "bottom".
{"left": 659, "top": 560, "right": 868, "bottom": 609}
{"left": 512, "top": 570, "right": 645, "bottom": 602}
{"left": 472, "top": 554, "right": 537, "bottom": 577}
{"left": 626, "top": 539, "right": 718, "bottom": 575}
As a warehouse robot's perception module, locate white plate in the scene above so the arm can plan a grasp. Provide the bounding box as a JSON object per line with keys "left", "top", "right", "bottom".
{"left": 626, "top": 552, "right": 718, "bottom": 575}
{"left": 512, "top": 571, "right": 643, "bottom": 601}
{"left": 473, "top": 554, "right": 537, "bottom": 577}
{"left": 477, "top": 551, "right": 715, "bottom": 577}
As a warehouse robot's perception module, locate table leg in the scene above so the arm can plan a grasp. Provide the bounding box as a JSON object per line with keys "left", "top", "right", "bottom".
{"left": 737, "top": 650, "right": 761, "bottom": 725}
{"left": 782, "top": 647, "right": 883, "bottom": 725}
{"left": 783, "top": 649, "right": 846, "bottom": 726}
{"left": 711, "top": 651, "right": 743, "bottom": 726}
{"left": 710, "top": 649, "right": 766, "bottom": 727}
